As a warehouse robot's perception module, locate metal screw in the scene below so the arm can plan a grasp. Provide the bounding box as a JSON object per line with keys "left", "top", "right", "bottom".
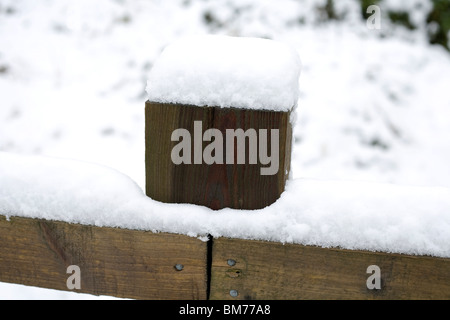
{"left": 174, "top": 264, "right": 184, "bottom": 271}
{"left": 227, "top": 259, "right": 236, "bottom": 267}
{"left": 229, "top": 289, "right": 238, "bottom": 297}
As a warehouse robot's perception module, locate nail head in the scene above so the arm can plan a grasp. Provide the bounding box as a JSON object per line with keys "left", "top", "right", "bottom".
{"left": 174, "top": 264, "right": 184, "bottom": 271}
{"left": 227, "top": 259, "right": 236, "bottom": 266}
{"left": 230, "top": 289, "right": 238, "bottom": 297}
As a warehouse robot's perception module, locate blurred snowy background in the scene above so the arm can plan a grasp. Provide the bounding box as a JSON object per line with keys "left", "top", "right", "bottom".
{"left": 0, "top": 0, "right": 449, "bottom": 299}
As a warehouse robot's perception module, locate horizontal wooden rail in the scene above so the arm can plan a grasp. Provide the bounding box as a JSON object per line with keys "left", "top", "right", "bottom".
{"left": 0, "top": 215, "right": 207, "bottom": 300}
{"left": 1, "top": 214, "right": 449, "bottom": 299}
{"left": 210, "top": 237, "right": 450, "bottom": 300}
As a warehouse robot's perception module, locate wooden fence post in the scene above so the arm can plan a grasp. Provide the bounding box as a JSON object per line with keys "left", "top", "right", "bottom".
{"left": 144, "top": 36, "right": 300, "bottom": 210}
{"left": 145, "top": 102, "right": 292, "bottom": 210}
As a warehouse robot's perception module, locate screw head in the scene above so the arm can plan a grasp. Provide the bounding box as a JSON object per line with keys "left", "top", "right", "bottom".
{"left": 227, "top": 259, "right": 236, "bottom": 267}
{"left": 174, "top": 264, "right": 184, "bottom": 271}
{"left": 229, "top": 289, "right": 238, "bottom": 297}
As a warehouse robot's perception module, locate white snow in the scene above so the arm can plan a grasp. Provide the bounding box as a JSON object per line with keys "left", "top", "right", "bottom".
{"left": 1, "top": 0, "right": 450, "bottom": 299}
{"left": 1, "top": 151, "right": 449, "bottom": 258}
{"left": 0, "top": 282, "right": 124, "bottom": 300}
{"left": 146, "top": 35, "right": 301, "bottom": 112}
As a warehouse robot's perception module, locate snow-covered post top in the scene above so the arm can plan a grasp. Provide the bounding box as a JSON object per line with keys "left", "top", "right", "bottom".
{"left": 145, "top": 35, "right": 301, "bottom": 210}
{"left": 146, "top": 35, "right": 301, "bottom": 112}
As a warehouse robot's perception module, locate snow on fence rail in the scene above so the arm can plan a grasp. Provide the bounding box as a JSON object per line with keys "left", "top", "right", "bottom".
{"left": 0, "top": 36, "right": 449, "bottom": 299}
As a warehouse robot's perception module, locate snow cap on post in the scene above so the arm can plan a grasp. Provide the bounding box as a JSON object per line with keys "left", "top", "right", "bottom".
{"left": 146, "top": 35, "right": 301, "bottom": 112}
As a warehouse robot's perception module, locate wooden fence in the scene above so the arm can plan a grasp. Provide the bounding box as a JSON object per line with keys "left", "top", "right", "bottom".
{"left": 1, "top": 214, "right": 449, "bottom": 299}
{"left": 0, "top": 100, "right": 449, "bottom": 300}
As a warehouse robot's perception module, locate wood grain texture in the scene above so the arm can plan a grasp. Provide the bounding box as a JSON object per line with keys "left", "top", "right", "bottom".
{"left": 145, "top": 101, "right": 292, "bottom": 210}
{"left": 0, "top": 215, "right": 207, "bottom": 300}
{"left": 210, "top": 237, "right": 450, "bottom": 300}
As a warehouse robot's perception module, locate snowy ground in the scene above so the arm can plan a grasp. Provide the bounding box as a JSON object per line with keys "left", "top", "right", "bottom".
{"left": 1, "top": 0, "right": 449, "bottom": 299}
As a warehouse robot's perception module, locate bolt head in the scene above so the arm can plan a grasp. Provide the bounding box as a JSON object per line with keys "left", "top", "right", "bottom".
{"left": 174, "top": 264, "right": 184, "bottom": 271}
{"left": 227, "top": 259, "right": 236, "bottom": 266}
{"left": 229, "top": 289, "right": 238, "bottom": 297}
